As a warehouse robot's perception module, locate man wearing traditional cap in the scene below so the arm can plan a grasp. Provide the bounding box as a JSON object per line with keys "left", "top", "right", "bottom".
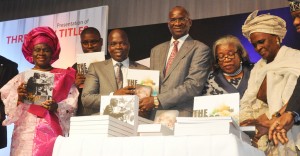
{"left": 239, "top": 10, "right": 300, "bottom": 155}
{"left": 268, "top": 0, "right": 300, "bottom": 150}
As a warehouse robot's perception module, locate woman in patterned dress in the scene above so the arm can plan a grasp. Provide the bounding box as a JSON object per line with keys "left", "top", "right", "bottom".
{"left": 0, "top": 26, "right": 78, "bottom": 156}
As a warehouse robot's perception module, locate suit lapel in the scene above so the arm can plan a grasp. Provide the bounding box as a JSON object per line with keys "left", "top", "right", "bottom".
{"left": 164, "top": 37, "right": 194, "bottom": 81}
{"left": 159, "top": 42, "right": 170, "bottom": 81}
{"left": 103, "top": 59, "right": 118, "bottom": 90}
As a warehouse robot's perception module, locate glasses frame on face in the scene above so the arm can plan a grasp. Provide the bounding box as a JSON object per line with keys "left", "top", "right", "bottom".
{"left": 81, "top": 39, "right": 101, "bottom": 47}
{"left": 217, "top": 51, "right": 239, "bottom": 62}
{"left": 169, "top": 17, "right": 189, "bottom": 24}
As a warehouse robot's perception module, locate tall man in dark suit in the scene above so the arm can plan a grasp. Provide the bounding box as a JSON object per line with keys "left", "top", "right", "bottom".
{"left": 73, "top": 27, "right": 103, "bottom": 116}
{"left": 139, "top": 6, "right": 212, "bottom": 117}
{"left": 82, "top": 29, "right": 149, "bottom": 115}
{"left": 0, "top": 56, "right": 18, "bottom": 149}
{"left": 268, "top": 0, "right": 300, "bottom": 147}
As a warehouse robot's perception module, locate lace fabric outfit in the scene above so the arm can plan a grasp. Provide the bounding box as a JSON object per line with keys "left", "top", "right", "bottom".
{"left": 0, "top": 68, "right": 78, "bottom": 156}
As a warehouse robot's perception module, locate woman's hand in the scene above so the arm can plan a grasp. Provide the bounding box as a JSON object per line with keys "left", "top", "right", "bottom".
{"left": 75, "top": 73, "right": 85, "bottom": 88}
{"left": 240, "top": 114, "right": 271, "bottom": 145}
{"left": 17, "top": 82, "right": 27, "bottom": 103}
{"left": 41, "top": 100, "right": 58, "bottom": 112}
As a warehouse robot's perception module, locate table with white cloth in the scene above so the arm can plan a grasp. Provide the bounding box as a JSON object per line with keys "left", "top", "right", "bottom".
{"left": 53, "top": 134, "right": 265, "bottom": 156}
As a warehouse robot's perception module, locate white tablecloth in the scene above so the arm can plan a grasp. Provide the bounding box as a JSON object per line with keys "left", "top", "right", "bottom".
{"left": 53, "top": 134, "right": 265, "bottom": 156}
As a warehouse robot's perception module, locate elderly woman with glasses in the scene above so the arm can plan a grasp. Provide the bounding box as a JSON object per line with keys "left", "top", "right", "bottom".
{"left": 202, "top": 35, "right": 253, "bottom": 98}
{"left": 239, "top": 10, "right": 300, "bottom": 155}
{"left": 0, "top": 26, "right": 78, "bottom": 156}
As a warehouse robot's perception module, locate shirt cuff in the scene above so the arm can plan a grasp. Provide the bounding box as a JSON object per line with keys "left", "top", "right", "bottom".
{"left": 293, "top": 111, "right": 300, "bottom": 123}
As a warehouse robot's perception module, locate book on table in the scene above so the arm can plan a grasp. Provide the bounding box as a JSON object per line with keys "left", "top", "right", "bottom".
{"left": 193, "top": 93, "right": 240, "bottom": 123}
{"left": 174, "top": 116, "right": 240, "bottom": 137}
{"left": 69, "top": 115, "right": 135, "bottom": 137}
{"left": 100, "top": 95, "right": 139, "bottom": 134}
{"left": 154, "top": 110, "right": 179, "bottom": 130}
{"left": 138, "top": 116, "right": 154, "bottom": 124}
{"left": 179, "top": 93, "right": 255, "bottom": 143}
{"left": 138, "top": 123, "right": 174, "bottom": 136}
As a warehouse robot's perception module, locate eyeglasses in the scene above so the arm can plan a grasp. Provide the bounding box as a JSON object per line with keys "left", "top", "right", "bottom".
{"left": 169, "top": 18, "right": 189, "bottom": 24}
{"left": 81, "top": 40, "right": 101, "bottom": 46}
{"left": 217, "top": 51, "right": 238, "bottom": 62}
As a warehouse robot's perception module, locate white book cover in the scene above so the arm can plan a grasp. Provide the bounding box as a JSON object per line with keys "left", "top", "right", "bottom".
{"left": 174, "top": 122, "right": 240, "bottom": 137}
{"left": 138, "top": 117, "right": 154, "bottom": 124}
{"left": 70, "top": 125, "right": 133, "bottom": 136}
{"left": 70, "top": 121, "right": 134, "bottom": 132}
{"left": 23, "top": 70, "right": 54, "bottom": 105}
{"left": 69, "top": 129, "right": 127, "bottom": 137}
{"left": 154, "top": 110, "right": 179, "bottom": 130}
{"left": 70, "top": 122, "right": 134, "bottom": 134}
{"left": 70, "top": 115, "right": 135, "bottom": 130}
{"left": 193, "top": 93, "right": 240, "bottom": 123}
{"left": 176, "top": 116, "right": 239, "bottom": 130}
{"left": 76, "top": 51, "right": 105, "bottom": 75}
{"left": 70, "top": 134, "right": 116, "bottom": 137}
{"left": 240, "top": 126, "right": 256, "bottom": 139}
{"left": 176, "top": 116, "right": 233, "bottom": 123}
{"left": 138, "top": 124, "right": 174, "bottom": 136}
{"left": 127, "top": 69, "right": 159, "bottom": 97}
{"left": 100, "top": 96, "right": 139, "bottom": 127}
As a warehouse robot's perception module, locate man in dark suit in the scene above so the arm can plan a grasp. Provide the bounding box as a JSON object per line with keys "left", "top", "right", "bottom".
{"left": 268, "top": 0, "right": 300, "bottom": 147}
{"left": 139, "top": 6, "right": 211, "bottom": 117}
{"left": 81, "top": 29, "right": 148, "bottom": 115}
{"left": 73, "top": 27, "right": 103, "bottom": 116}
{"left": 0, "top": 55, "right": 18, "bottom": 149}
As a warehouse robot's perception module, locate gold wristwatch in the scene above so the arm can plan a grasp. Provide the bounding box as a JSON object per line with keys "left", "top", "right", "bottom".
{"left": 153, "top": 96, "right": 159, "bottom": 109}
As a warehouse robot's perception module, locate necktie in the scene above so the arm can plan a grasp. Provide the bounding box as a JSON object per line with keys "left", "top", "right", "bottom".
{"left": 165, "top": 40, "right": 179, "bottom": 76}
{"left": 116, "top": 63, "right": 123, "bottom": 89}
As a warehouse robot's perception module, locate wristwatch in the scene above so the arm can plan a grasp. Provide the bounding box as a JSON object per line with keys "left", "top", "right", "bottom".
{"left": 153, "top": 96, "right": 159, "bottom": 109}
{"left": 272, "top": 111, "right": 281, "bottom": 118}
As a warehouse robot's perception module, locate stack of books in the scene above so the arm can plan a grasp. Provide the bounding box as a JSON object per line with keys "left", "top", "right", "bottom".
{"left": 138, "top": 116, "right": 153, "bottom": 125}
{"left": 69, "top": 115, "right": 135, "bottom": 137}
{"left": 137, "top": 123, "right": 174, "bottom": 136}
{"left": 174, "top": 116, "right": 240, "bottom": 137}
{"left": 174, "top": 116, "right": 253, "bottom": 145}
{"left": 240, "top": 126, "right": 255, "bottom": 144}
